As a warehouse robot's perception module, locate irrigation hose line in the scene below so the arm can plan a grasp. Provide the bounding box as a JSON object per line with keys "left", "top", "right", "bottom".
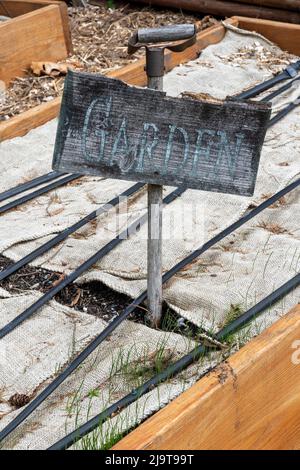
{"left": 1, "top": 173, "right": 299, "bottom": 340}
{"left": 0, "top": 177, "right": 299, "bottom": 443}
{"left": 0, "top": 188, "right": 185, "bottom": 443}
{"left": 48, "top": 272, "right": 300, "bottom": 450}
{"left": 0, "top": 174, "right": 81, "bottom": 216}
{"left": 0, "top": 68, "right": 296, "bottom": 214}
{"left": 236, "top": 60, "right": 300, "bottom": 100}
{"left": 268, "top": 97, "right": 300, "bottom": 128}
{"left": 160, "top": 178, "right": 300, "bottom": 285}
{"left": 0, "top": 98, "right": 296, "bottom": 284}
{"left": 0, "top": 171, "right": 64, "bottom": 204}
{"left": 0, "top": 71, "right": 299, "bottom": 444}
{"left": 261, "top": 77, "right": 300, "bottom": 103}
{"left": 0, "top": 186, "right": 185, "bottom": 340}
{"left": 0, "top": 183, "right": 144, "bottom": 282}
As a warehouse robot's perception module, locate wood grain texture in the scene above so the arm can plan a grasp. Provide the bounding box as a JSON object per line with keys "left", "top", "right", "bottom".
{"left": 235, "top": 16, "right": 300, "bottom": 55}
{"left": 147, "top": 184, "right": 163, "bottom": 327}
{"left": 55, "top": 0, "right": 73, "bottom": 55}
{"left": 0, "top": 3, "right": 71, "bottom": 85}
{"left": 113, "top": 304, "right": 300, "bottom": 450}
{"left": 132, "top": 0, "right": 300, "bottom": 23}
{"left": 147, "top": 75, "right": 163, "bottom": 328}
{"left": 53, "top": 72, "right": 270, "bottom": 196}
{"left": 0, "top": 96, "right": 61, "bottom": 143}
{"left": 0, "top": 0, "right": 63, "bottom": 17}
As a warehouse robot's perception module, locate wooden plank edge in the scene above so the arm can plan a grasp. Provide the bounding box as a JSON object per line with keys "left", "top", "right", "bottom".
{"left": 0, "top": 0, "right": 72, "bottom": 18}
{"left": 234, "top": 16, "right": 300, "bottom": 55}
{"left": 113, "top": 303, "right": 300, "bottom": 450}
{"left": 0, "top": 3, "right": 59, "bottom": 29}
{"left": 56, "top": 1, "right": 73, "bottom": 55}
{"left": 0, "top": 97, "right": 62, "bottom": 143}
{"left": 0, "top": 3, "right": 70, "bottom": 86}
{"left": 0, "top": 0, "right": 48, "bottom": 17}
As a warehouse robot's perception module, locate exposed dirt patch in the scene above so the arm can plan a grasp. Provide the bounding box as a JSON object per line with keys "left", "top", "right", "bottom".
{"left": 0, "top": 254, "right": 178, "bottom": 325}
{"left": 0, "top": 254, "right": 131, "bottom": 322}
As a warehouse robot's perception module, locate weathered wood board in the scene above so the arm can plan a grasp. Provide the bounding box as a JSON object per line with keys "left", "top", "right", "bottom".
{"left": 0, "top": 1, "right": 72, "bottom": 85}
{"left": 113, "top": 304, "right": 300, "bottom": 450}
{"left": 53, "top": 71, "right": 270, "bottom": 196}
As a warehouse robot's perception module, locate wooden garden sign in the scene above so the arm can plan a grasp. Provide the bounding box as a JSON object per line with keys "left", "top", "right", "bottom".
{"left": 53, "top": 70, "right": 271, "bottom": 323}
{"left": 53, "top": 71, "right": 270, "bottom": 196}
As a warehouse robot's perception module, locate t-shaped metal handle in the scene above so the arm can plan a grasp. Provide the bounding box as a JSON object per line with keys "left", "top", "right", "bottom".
{"left": 128, "top": 24, "right": 197, "bottom": 78}
{"left": 128, "top": 23, "right": 197, "bottom": 53}
{"left": 137, "top": 24, "right": 196, "bottom": 44}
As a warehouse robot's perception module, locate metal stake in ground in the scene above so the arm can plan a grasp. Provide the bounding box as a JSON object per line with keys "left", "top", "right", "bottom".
{"left": 128, "top": 24, "right": 197, "bottom": 327}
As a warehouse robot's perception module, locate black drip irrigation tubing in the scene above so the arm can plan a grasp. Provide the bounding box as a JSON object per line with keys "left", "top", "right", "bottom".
{"left": 236, "top": 60, "right": 300, "bottom": 100}
{"left": 261, "top": 76, "right": 300, "bottom": 103}
{"left": 0, "top": 73, "right": 299, "bottom": 445}
{"left": 0, "top": 186, "right": 185, "bottom": 340}
{"left": 1, "top": 176, "right": 299, "bottom": 340}
{"left": 0, "top": 177, "right": 299, "bottom": 443}
{"left": 48, "top": 272, "right": 300, "bottom": 450}
{"left": 0, "top": 183, "right": 144, "bottom": 282}
{"left": 0, "top": 72, "right": 296, "bottom": 283}
{"left": 0, "top": 173, "right": 81, "bottom": 216}
{"left": 160, "top": 178, "right": 300, "bottom": 285}
{"left": 268, "top": 96, "right": 300, "bottom": 128}
{"left": 0, "top": 97, "right": 297, "bottom": 284}
{"left": 0, "top": 171, "right": 64, "bottom": 204}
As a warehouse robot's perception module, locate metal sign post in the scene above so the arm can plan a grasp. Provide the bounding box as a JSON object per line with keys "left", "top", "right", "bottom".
{"left": 128, "top": 25, "right": 197, "bottom": 327}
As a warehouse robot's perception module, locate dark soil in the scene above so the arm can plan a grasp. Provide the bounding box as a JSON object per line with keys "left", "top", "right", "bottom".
{"left": 0, "top": 254, "right": 188, "bottom": 331}
{"left": 0, "top": 254, "right": 133, "bottom": 322}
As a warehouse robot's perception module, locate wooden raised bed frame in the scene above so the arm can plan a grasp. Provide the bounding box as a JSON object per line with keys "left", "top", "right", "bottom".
{"left": 1, "top": 16, "right": 300, "bottom": 449}
{"left": 114, "top": 304, "right": 300, "bottom": 450}
{"left": 0, "top": 0, "right": 72, "bottom": 86}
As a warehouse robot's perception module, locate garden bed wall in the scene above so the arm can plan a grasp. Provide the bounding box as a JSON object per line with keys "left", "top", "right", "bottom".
{"left": 114, "top": 304, "right": 300, "bottom": 450}
{"left": 0, "top": 0, "right": 72, "bottom": 86}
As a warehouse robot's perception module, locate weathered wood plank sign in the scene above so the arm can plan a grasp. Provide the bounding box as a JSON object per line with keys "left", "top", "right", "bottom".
{"left": 53, "top": 71, "right": 270, "bottom": 196}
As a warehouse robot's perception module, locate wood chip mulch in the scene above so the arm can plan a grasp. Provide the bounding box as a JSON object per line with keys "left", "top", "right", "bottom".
{"left": 0, "top": 4, "right": 218, "bottom": 120}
